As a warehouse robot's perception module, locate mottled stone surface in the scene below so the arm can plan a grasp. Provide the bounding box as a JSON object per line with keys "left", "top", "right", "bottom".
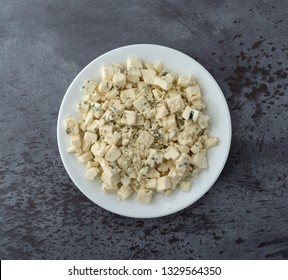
{"left": 0, "top": 0, "right": 287, "bottom": 259}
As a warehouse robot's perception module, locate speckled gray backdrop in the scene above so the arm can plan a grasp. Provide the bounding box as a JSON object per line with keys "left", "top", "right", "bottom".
{"left": 0, "top": 0, "right": 287, "bottom": 259}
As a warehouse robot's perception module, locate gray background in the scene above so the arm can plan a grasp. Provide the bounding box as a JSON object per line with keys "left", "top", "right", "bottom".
{"left": 1, "top": 0, "right": 287, "bottom": 259}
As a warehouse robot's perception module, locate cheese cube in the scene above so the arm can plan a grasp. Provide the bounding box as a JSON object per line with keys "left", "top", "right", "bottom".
{"left": 127, "top": 57, "right": 142, "bottom": 69}
{"left": 70, "top": 134, "right": 81, "bottom": 147}
{"left": 153, "top": 62, "right": 163, "bottom": 73}
{"left": 101, "top": 172, "right": 120, "bottom": 186}
{"left": 126, "top": 67, "right": 141, "bottom": 83}
{"left": 102, "top": 182, "right": 119, "bottom": 194}
{"left": 91, "top": 142, "right": 109, "bottom": 157}
{"left": 157, "top": 176, "right": 171, "bottom": 192}
{"left": 191, "top": 150, "right": 207, "bottom": 168}
{"left": 77, "top": 151, "right": 93, "bottom": 163}
{"left": 166, "top": 95, "right": 185, "bottom": 113}
{"left": 175, "top": 153, "right": 191, "bottom": 171}
{"left": 191, "top": 142, "right": 202, "bottom": 154}
{"left": 64, "top": 118, "right": 79, "bottom": 135}
{"left": 117, "top": 185, "right": 133, "bottom": 200}
{"left": 84, "top": 108, "right": 94, "bottom": 126}
{"left": 137, "top": 189, "right": 153, "bottom": 204}
{"left": 168, "top": 167, "right": 181, "bottom": 179}
{"left": 133, "top": 96, "right": 150, "bottom": 112}
{"left": 85, "top": 167, "right": 99, "bottom": 180}
{"left": 120, "top": 88, "right": 137, "bottom": 103}
{"left": 105, "top": 88, "right": 119, "bottom": 100}
{"left": 105, "top": 145, "right": 121, "bottom": 162}
{"left": 177, "top": 74, "right": 195, "bottom": 87}
{"left": 76, "top": 101, "right": 89, "bottom": 117}
{"left": 182, "top": 106, "right": 200, "bottom": 121}
{"left": 101, "top": 65, "right": 114, "bottom": 82}
{"left": 198, "top": 113, "right": 210, "bottom": 129}
{"left": 67, "top": 145, "right": 82, "bottom": 156}
{"left": 155, "top": 105, "right": 169, "bottom": 119}
{"left": 98, "top": 81, "right": 112, "bottom": 93}
{"left": 99, "top": 125, "right": 113, "bottom": 138}
{"left": 112, "top": 73, "right": 126, "bottom": 89}
{"left": 84, "top": 131, "right": 98, "bottom": 143}
{"left": 137, "top": 131, "right": 154, "bottom": 147}
{"left": 122, "top": 110, "right": 137, "bottom": 125}
{"left": 164, "top": 146, "right": 180, "bottom": 160}
{"left": 104, "top": 131, "right": 121, "bottom": 145}
{"left": 205, "top": 137, "right": 218, "bottom": 147}
{"left": 120, "top": 175, "right": 131, "bottom": 187}
{"left": 162, "top": 115, "right": 177, "bottom": 132}
{"left": 154, "top": 76, "right": 172, "bottom": 91}
{"left": 185, "top": 85, "right": 201, "bottom": 102}
{"left": 81, "top": 80, "right": 98, "bottom": 95}
{"left": 146, "top": 178, "right": 157, "bottom": 190}
{"left": 141, "top": 69, "right": 156, "bottom": 85}
{"left": 180, "top": 181, "right": 192, "bottom": 192}
{"left": 146, "top": 168, "right": 160, "bottom": 178}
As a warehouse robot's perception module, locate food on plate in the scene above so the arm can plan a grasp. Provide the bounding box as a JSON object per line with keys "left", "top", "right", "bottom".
{"left": 64, "top": 57, "right": 217, "bottom": 204}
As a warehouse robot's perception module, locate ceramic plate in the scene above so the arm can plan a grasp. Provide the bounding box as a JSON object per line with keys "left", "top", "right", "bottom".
{"left": 57, "top": 44, "right": 231, "bottom": 218}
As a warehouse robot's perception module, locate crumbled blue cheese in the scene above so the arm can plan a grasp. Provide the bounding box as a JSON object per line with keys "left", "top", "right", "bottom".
{"left": 64, "top": 57, "right": 216, "bottom": 204}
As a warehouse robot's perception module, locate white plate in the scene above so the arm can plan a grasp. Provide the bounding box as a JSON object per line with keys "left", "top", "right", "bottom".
{"left": 57, "top": 44, "right": 231, "bottom": 218}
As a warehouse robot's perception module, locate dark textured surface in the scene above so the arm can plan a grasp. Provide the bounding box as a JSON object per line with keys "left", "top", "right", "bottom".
{"left": 0, "top": 0, "right": 287, "bottom": 260}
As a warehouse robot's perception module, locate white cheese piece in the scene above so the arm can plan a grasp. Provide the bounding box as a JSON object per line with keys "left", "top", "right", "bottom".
{"left": 64, "top": 118, "right": 79, "bottom": 135}
{"left": 164, "top": 146, "right": 179, "bottom": 160}
{"left": 104, "top": 131, "right": 121, "bottom": 145}
{"left": 137, "top": 131, "right": 154, "bottom": 147}
{"left": 180, "top": 180, "right": 192, "bottom": 192}
{"left": 84, "top": 108, "right": 94, "bottom": 126}
{"left": 198, "top": 113, "right": 210, "bottom": 129}
{"left": 185, "top": 85, "right": 201, "bottom": 102}
{"left": 69, "top": 134, "right": 81, "bottom": 147}
{"left": 177, "top": 74, "right": 195, "bottom": 87}
{"left": 127, "top": 57, "right": 143, "bottom": 69}
{"left": 154, "top": 76, "right": 172, "bottom": 91}
{"left": 67, "top": 145, "right": 82, "bottom": 156}
{"left": 157, "top": 176, "right": 171, "bottom": 192}
{"left": 92, "top": 103, "right": 104, "bottom": 119}
{"left": 85, "top": 167, "right": 99, "bottom": 180}
{"left": 121, "top": 110, "right": 137, "bottom": 125}
{"left": 146, "top": 168, "right": 160, "bottom": 178}
{"left": 117, "top": 185, "right": 133, "bottom": 200}
{"left": 112, "top": 73, "right": 126, "bottom": 89}
{"left": 155, "top": 105, "right": 169, "bottom": 119}
{"left": 141, "top": 69, "right": 157, "bottom": 85}
{"left": 133, "top": 96, "right": 150, "bottom": 112}
{"left": 126, "top": 67, "right": 141, "bottom": 83}
{"left": 191, "top": 142, "right": 202, "bottom": 154}
{"left": 101, "top": 171, "right": 120, "bottom": 186}
{"left": 98, "top": 81, "right": 112, "bottom": 93}
{"left": 175, "top": 153, "right": 191, "bottom": 171}
{"left": 81, "top": 80, "right": 98, "bottom": 95}
{"left": 76, "top": 101, "right": 90, "bottom": 117}
{"left": 105, "top": 88, "right": 119, "bottom": 100}
{"left": 145, "top": 149, "right": 163, "bottom": 167}
{"left": 157, "top": 162, "right": 169, "bottom": 173}
{"left": 102, "top": 182, "right": 119, "bottom": 194}
{"left": 137, "top": 189, "right": 153, "bottom": 204}
{"left": 105, "top": 145, "right": 121, "bottom": 162}
{"left": 101, "top": 65, "right": 114, "bottom": 82}
{"left": 162, "top": 115, "right": 177, "bottom": 132}
{"left": 99, "top": 125, "right": 113, "bottom": 138}
{"left": 153, "top": 62, "right": 163, "bottom": 73}
{"left": 120, "top": 175, "right": 131, "bottom": 187}
{"left": 166, "top": 94, "right": 185, "bottom": 113}
{"left": 120, "top": 88, "right": 137, "bottom": 103}
{"left": 182, "top": 106, "right": 200, "bottom": 121}
{"left": 77, "top": 151, "right": 93, "bottom": 163}
{"left": 191, "top": 150, "right": 208, "bottom": 168}
{"left": 84, "top": 131, "right": 98, "bottom": 143}
{"left": 146, "top": 178, "right": 157, "bottom": 190}
{"left": 205, "top": 137, "right": 218, "bottom": 147}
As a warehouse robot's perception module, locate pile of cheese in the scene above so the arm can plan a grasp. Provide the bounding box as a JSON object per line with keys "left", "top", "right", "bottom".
{"left": 64, "top": 57, "right": 217, "bottom": 204}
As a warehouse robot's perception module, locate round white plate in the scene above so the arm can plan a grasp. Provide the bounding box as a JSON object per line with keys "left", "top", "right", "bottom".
{"left": 57, "top": 44, "right": 231, "bottom": 218}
